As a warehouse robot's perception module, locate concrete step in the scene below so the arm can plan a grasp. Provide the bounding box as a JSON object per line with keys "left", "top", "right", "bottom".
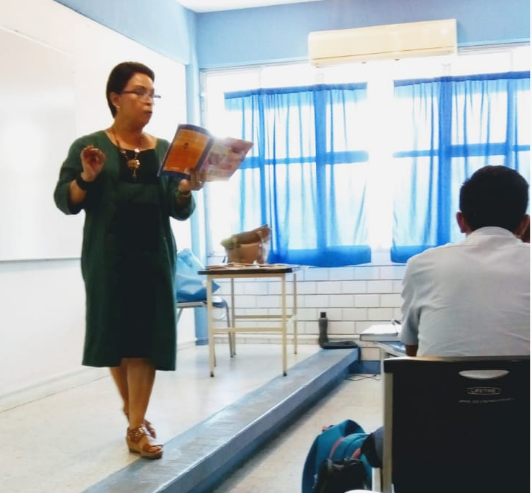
{"left": 83, "top": 347, "right": 360, "bottom": 493}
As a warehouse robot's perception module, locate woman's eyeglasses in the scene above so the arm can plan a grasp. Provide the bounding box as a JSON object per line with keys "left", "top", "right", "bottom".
{"left": 121, "top": 88, "right": 161, "bottom": 102}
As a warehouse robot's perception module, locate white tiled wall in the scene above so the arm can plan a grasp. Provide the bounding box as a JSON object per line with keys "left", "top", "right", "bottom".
{"left": 211, "top": 251, "right": 406, "bottom": 351}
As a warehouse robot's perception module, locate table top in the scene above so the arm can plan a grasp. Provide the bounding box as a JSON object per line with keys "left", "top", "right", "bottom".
{"left": 198, "top": 263, "right": 300, "bottom": 275}
{"left": 377, "top": 341, "right": 407, "bottom": 356}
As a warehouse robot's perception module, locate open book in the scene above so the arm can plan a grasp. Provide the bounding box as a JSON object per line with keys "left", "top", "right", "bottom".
{"left": 158, "top": 123, "right": 253, "bottom": 182}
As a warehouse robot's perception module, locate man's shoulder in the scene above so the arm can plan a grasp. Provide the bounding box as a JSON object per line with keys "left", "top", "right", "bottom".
{"left": 406, "top": 234, "right": 529, "bottom": 278}
{"left": 407, "top": 242, "right": 458, "bottom": 265}
{"left": 409, "top": 233, "right": 527, "bottom": 263}
{"left": 405, "top": 242, "right": 481, "bottom": 280}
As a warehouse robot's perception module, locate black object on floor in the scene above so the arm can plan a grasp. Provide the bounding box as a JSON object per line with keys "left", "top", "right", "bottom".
{"left": 320, "top": 340, "right": 359, "bottom": 349}
{"left": 318, "top": 311, "right": 358, "bottom": 350}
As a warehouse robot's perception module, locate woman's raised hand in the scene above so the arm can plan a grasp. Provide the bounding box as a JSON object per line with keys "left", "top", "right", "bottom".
{"left": 80, "top": 145, "right": 106, "bottom": 181}
{"left": 179, "top": 168, "right": 206, "bottom": 193}
{"left": 190, "top": 168, "right": 206, "bottom": 190}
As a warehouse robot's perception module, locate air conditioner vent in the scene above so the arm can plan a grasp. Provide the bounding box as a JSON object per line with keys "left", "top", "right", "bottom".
{"left": 308, "top": 19, "right": 457, "bottom": 66}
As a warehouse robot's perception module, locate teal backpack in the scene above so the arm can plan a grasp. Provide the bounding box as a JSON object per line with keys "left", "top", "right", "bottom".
{"left": 302, "top": 419, "right": 372, "bottom": 493}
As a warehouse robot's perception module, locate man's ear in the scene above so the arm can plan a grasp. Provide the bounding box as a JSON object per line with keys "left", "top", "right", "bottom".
{"left": 456, "top": 211, "right": 471, "bottom": 234}
{"left": 515, "top": 214, "right": 530, "bottom": 240}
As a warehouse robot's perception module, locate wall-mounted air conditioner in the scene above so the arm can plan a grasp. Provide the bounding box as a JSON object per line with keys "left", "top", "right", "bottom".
{"left": 308, "top": 19, "right": 457, "bottom": 67}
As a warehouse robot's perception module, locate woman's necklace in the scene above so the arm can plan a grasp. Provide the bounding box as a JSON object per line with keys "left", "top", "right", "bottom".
{"left": 112, "top": 127, "right": 142, "bottom": 180}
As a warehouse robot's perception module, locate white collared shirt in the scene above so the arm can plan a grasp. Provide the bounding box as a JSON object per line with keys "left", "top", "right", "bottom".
{"left": 400, "top": 227, "right": 530, "bottom": 357}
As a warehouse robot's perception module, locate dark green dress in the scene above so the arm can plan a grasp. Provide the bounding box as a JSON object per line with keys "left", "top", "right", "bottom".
{"left": 54, "top": 130, "right": 195, "bottom": 370}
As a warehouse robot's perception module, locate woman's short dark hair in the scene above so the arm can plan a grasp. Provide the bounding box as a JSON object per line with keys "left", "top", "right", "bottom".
{"left": 459, "top": 165, "right": 529, "bottom": 232}
{"left": 106, "top": 62, "right": 155, "bottom": 117}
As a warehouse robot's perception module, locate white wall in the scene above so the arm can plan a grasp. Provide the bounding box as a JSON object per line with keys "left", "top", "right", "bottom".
{"left": 0, "top": 0, "right": 194, "bottom": 411}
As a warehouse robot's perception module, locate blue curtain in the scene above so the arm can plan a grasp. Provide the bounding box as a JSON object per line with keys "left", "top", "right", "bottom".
{"left": 391, "top": 71, "right": 530, "bottom": 263}
{"left": 224, "top": 84, "right": 371, "bottom": 267}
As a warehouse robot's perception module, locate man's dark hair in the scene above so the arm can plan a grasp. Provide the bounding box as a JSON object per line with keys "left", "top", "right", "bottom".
{"left": 459, "top": 165, "right": 529, "bottom": 232}
{"left": 105, "top": 62, "right": 155, "bottom": 117}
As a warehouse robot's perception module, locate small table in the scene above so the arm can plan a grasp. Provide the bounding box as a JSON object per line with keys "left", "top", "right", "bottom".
{"left": 198, "top": 265, "right": 300, "bottom": 377}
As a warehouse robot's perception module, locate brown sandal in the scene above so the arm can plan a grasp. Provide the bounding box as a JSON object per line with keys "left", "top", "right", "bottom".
{"left": 126, "top": 426, "right": 163, "bottom": 460}
{"left": 124, "top": 410, "right": 157, "bottom": 438}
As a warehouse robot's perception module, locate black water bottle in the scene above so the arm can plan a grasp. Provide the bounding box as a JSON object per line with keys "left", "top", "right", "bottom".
{"left": 318, "top": 311, "right": 329, "bottom": 346}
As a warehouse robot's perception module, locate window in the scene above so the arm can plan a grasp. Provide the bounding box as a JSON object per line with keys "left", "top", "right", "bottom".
{"left": 201, "top": 45, "right": 530, "bottom": 263}
{"left": 391, "top": 72, "right": 530, "bottom": 262}
{"left": 223, "top": 84, "right": 371, "bottom": 266}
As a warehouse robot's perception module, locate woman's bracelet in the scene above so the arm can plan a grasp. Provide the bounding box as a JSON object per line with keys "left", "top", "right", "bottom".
{"left": 75, "top": 173, "right": 95, "bottom": 191}
{"left": 176, "top": 189, "right": 192, "bottom": 199}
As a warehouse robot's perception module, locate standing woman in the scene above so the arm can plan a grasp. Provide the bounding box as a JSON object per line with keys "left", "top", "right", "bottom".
{"left": 54, "top": 62, "right": 203, "bottom": 460}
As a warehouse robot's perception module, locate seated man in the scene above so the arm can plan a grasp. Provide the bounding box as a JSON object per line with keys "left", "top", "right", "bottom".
{"left": 364, "top": 165, "right": 530, "bottom": 468}
{"left": 400, "top": 165, "right": 530, "bottom": 357}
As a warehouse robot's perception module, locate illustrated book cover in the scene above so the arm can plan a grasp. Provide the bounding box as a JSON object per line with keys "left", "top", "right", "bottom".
{"left": 158, "top": 123, "right": 253, "bottom": 182}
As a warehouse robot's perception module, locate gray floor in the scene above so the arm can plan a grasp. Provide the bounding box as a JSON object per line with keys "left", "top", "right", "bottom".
{"left": 212, "top": 374, "right": 382, "bottom": 493}
{"left": 1, "top": 343, "right": 382, "bottom": 493}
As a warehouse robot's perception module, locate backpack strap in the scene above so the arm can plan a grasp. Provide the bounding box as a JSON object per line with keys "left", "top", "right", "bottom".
{"left": 330, "top": 433, "right": 366, "bottom": 461}
{"left": 328, "top": 437, "right": 344, "bottom": 459}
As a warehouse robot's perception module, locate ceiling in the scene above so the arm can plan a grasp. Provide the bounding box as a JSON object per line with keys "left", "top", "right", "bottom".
{"left": 176, "top": 0, "right": 322, "bottom": 13}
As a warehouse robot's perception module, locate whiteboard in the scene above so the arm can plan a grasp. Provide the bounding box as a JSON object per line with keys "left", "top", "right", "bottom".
{"left": 0, "top": 28, "right": 82, "bottom": 261}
